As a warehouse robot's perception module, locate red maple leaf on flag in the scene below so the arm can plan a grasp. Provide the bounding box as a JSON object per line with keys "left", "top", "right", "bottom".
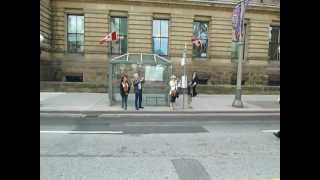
{"left": 99, "top": 31, "right": 117, "bottom": 44}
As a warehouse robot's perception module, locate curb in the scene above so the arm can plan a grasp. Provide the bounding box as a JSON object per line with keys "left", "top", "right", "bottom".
{"left": 40, "top": 113, "right": 86, "bottom": 118}
{"left": 40, "top": 109, "right": 280, "bottom": 114}
{"left": 98, "top": 112, "right": 280, "bottom": 118}
{"left": 40, "top": 112, "right": 280, "bottom": 119}
{"left": 40, "top": 109, "right": 280, "bottom": 118}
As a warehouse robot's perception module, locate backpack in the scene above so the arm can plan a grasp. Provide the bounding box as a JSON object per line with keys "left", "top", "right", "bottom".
{"left": 123, "top": 82, "right": 129, "bottom": 95}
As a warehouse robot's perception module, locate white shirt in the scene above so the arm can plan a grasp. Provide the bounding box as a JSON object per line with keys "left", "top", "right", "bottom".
{"left": 169, "top": 80, "right": 177, "bottom": 95}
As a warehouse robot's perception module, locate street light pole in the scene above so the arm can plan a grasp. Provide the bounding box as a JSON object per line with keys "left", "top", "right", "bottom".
{"left": 182, "top": 43, "right": 187, "bottom": 109}
{"left": 232, "top": 0, "right": 245, "bottom": 108}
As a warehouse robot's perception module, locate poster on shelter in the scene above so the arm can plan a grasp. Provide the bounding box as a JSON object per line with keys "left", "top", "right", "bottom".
{"left": 144, "top": 65, "right": 164, "bottom": 81}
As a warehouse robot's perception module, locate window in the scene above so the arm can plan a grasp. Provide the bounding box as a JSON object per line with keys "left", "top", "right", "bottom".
{"left": 243, "top": 23, "right": 248, "bottom": 60}
{"left": 111, "top": 17, "right": 128, "bottom": 55}
{"left": 67, "top": 15, "right": 84, "bottom": 53}
{"left": 64, "top": 73, "right": 83, "bottom": 82}
{"left": 269, "top": 26, "right": 280, "bottom": 61}
{"left": 153, "top": 19, "right": 168, "bottom": 56}
{"left": 192, "top": 21, "right": 208, "bottom": 58}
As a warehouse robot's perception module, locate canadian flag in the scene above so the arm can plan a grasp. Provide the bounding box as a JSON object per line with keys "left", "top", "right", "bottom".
{"left": 99, "top": 31, "right": 117, "bottom": 44}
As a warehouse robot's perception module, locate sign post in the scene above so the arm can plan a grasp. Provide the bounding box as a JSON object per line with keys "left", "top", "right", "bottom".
{"left": 181, "top": 43, "right": 187, "bottom": 109}
{"left": 232, "top": 0, "right": 247, "bottom": 108}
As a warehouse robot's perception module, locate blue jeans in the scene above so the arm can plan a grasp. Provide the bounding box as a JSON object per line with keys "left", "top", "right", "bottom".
{"left": 135, "top": 90, "right": 142, "bottom": 109}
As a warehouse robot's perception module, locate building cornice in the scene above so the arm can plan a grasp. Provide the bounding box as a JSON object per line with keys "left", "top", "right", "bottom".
{"left": 52, "top": 0, "right": 280, "bottom": 12}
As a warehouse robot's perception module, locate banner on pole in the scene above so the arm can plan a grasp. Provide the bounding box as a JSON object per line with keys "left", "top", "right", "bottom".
{"left": 232, "top": 0, "right": 251, "bottom": 42}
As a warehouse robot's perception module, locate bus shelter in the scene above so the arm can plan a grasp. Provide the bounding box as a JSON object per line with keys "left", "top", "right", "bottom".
{"left": 108, "top": 53, "right": 172, "bottom": 106}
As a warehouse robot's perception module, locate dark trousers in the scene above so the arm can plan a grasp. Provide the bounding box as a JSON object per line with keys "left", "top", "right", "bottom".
{"left": 135, "top": 90, "right": 142, "bottom": 109}
{"left": 192, "top": 86, "right": 197, "bottom": 97}
{"left": 121, "top": 95, "right": 128, "bottom": 110}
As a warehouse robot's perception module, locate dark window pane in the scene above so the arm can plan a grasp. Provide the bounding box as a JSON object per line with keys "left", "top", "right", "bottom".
{"left": 68, "top": 42, "right": 77, "bottom": 52}
{"left": 192, "top": 44, "right": 200, "bottom": 57}
{"left": 121, "top": 38, "right": 127, "bottom": 54}
{"left": 120, "top": 18, "right": 127, "bottom": 35}
{"left": 243, "top": 23, "right": 247, "bottom": 60}
{"left": 160, "top": 38, "right": 168, "bottom": 55}
{"left": 269, "top": 26, "right": 280, "bottom": 61}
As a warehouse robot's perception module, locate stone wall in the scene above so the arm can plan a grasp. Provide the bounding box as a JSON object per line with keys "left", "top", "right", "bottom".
{"left": 40, "top": 0, "right": 52, "bottom": 51}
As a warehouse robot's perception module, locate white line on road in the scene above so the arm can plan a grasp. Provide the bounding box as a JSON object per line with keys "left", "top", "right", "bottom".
{"left": 262, "top": 130, "right": 279, "bottom": 133}
{"left": 99, "top": 113, "right": 280, "bottom": 118}
{"left": 40, "top": 113, "right": 86, "bottom": 118}
{"left": 40, "top": 130, "right": 123, "bottom": 134}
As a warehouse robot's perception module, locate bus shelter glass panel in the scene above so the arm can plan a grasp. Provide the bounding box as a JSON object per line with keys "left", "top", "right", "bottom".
{"left": 109, "top": 53, "right": 172, "bottom": 106}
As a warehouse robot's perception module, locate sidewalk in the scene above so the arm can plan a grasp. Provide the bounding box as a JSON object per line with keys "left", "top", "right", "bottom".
{"left": 40, "top": 92, "right": 280, "bottom": 114}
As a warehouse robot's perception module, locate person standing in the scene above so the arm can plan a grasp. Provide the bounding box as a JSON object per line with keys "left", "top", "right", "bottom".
{"left": 133, "top": 73, "right": 144, "bottom": 110}
{"left": 169, "top": 75, "right": 178, "bottom": 111}
{"left": 191, "top": 72, "right": 199, "bottom": 97}
{"left": 120, "top": 75, "right": 130, "bottom": 110}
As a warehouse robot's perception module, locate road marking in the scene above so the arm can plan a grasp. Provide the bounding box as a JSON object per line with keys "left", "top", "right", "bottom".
{"left": 40, "top": 130, "right": 123, "bottom": 134}
{"left": 99, "top": 113, "right": 280, "bottom": 118}
{"left": 172, "top": 159, "right": 211, "bottom": 180}
{"left": 262, "top": 130, "right": 279, "bottom": 133}
{"left": 40, "top": 113, "right": 86, "bottom": 118}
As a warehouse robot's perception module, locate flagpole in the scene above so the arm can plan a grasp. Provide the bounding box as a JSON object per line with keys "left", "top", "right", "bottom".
{"left": 232, "top": 0, "right": 246, "bottom": 108}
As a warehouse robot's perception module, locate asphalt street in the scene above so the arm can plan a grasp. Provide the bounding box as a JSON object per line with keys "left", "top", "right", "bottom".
{"left": 40, "top": 115, "right": 280, "bottom": 180}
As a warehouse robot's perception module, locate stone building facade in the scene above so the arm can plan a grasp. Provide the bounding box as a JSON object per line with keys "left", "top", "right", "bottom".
{"left": 40, "top": 0, "right": 280, "bottom": 93}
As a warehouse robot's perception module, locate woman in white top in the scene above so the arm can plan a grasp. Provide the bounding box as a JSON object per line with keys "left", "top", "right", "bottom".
{"left": 169, "top": 75, "right": 178, "bottom": 111}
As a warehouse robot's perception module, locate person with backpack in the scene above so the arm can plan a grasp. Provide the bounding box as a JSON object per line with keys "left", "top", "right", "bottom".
{"left": 120, "top": 74, "right": 130, "bottom": 110}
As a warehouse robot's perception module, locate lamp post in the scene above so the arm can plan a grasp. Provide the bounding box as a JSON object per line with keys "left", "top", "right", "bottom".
{"left": 232, "top": 0, "right": 246, "bottom": 108}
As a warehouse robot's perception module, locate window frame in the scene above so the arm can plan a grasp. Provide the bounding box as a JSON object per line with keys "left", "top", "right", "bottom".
{"left": 110, "top": 16, "right": 128, "bottom": 55}
{"left": 268, "top": 25, "right": 280, "bottom": 61}
{"left": 243, "top": 22, "right": 249, "bottom": 61}
{"left": 192, "top": 21, "right": 209, "bottom": 59}
{"left": 152, "top": 19, "right": 169, "bottom": 56}
{"left": 66, "top": 14, "right": 85, "bottom": 54}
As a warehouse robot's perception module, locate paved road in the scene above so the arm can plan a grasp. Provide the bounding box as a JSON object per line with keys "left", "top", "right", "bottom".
{"left": 40, "top": 115, "right": 280, "bottom": 180}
